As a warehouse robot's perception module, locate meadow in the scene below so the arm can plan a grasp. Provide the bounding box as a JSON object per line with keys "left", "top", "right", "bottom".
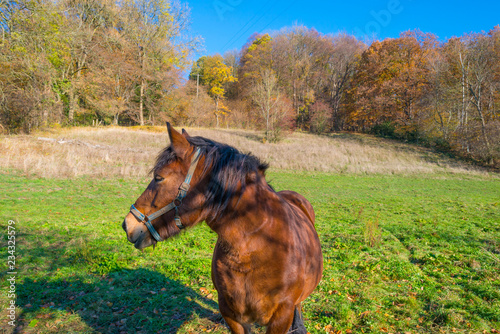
{"left": 0, "top": 127, "right": 499, "bottom": 334}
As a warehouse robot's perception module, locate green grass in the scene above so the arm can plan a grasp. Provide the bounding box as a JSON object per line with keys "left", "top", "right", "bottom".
{"left": 0, "top": 171, "right": 499, "bottom": 333}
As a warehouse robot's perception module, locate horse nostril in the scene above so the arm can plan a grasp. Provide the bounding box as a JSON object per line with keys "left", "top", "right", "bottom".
{"left": 122, "top": 220, "right": 127, "bottom": 233}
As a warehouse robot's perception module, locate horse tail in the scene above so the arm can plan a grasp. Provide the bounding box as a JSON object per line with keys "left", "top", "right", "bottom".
{"left": 288, "top": 305, "right": 307, "bottom": 334}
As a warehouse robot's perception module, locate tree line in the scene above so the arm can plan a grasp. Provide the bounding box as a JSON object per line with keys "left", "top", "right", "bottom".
{"left": 1, "top": 1, "right": 498, "bottom": 167}
{"left": 187, "top": 27, "right": 499, "bottom": 167}
{"left": 0, "top": 0, "right": 199, "bottom": 131}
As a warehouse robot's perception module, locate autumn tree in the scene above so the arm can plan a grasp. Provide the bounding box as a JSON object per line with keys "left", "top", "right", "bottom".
{"left": 251, "top": 69, "right": 292, "bottom": 142}
{"left": 463, "top": 32, "right": 499, "bottom": 163}
{"left": 430, "top": 29, "right": 500, "bottom": 165}
{"left": 237, "top": 27, "right": 363, "bottom": 132}
{"left": 190, "top": 54, "right": 236, "bottom": 127}
{"left": 1, "top": 3, "right": 498, "bottom": 168}
{"left": 320, "top": 33, "right": 364, "bottom": 130}
{"left": 349, "top": 31, "right": 436, "bottom": 137}
{"left": 238, "top": 33, "right": 273, "bottom": 94}
{"left": 431, "top": 36, "right": 473, "bottom": 151}
{"left": 81, "top": 27, "right": 138, "bottom": 125}
{"left": 223, "top": 49, "right": 240, "bottom": 78}
{"left": 120, "top": 0, "right": 198, "bottom": 125}
{"left": 0, "top": 0, "right": 198, "bottom": 131}
{"left": 271, "top": 27, "right": 322, "bottom": 129}
{"left": 222, "top": 49, "right": 240, "bottom": 98}
{"left": 0, "top": 0, "right": 68, "bottom": 131}
{"left": 309, "top": 100, "right": 333, "bottom": 134}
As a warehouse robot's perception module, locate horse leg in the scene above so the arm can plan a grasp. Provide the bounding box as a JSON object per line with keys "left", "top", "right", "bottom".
{"left": 218, "top": 297, "right": 250, "bottom": 334}
{"left": 265, "top": 304, "right": 295, "bottom": 334}
{"left": 288, "top": 306, "right": 307, "bottom": 334}
{"left": 223, "top": 316, "right": 251, "bottom": 334}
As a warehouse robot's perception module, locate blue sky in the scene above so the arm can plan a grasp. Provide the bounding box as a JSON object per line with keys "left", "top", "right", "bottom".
{"left": 186, "top": 0, "right": 500, "bottom": 58}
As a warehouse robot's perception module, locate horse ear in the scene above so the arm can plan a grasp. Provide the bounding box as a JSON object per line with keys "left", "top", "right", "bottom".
{"left": 181, "top": 128, "right": 191, "bottom": 139}
{"left": 167, "top": 122, "right": 190, "bottom": 159}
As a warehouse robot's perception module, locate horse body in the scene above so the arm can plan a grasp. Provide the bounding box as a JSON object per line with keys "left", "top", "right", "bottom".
{"left": 210, "top": 179, "right": 323, "bottom": 332}
{"left": 122, "top": 124, "right": 323, "bottom": 334}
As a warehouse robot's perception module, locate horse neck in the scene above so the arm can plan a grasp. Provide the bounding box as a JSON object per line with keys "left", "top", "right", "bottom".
{"left": 205, "top": 177, "right": 276, "bottom": 243}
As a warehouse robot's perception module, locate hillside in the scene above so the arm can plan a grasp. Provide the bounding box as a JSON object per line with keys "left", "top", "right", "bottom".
{"left": 0, "top": 126, "right": 489, "bottom": 178}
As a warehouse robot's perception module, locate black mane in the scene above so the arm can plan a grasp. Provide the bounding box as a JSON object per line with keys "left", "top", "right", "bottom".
{"left": 153, "top": 136, "right": 270, "bottom": 218}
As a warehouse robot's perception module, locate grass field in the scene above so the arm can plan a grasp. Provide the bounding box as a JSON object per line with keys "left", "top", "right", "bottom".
{"left": 0, "top": 127, "right": 499, "bottom": 333}
{"left": 0, "top": 126, "right": 484, "bottom": 177}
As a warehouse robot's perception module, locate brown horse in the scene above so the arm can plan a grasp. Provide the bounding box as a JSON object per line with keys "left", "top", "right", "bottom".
{"left": 122, "top": 124, "right": 323, "bottom": 334}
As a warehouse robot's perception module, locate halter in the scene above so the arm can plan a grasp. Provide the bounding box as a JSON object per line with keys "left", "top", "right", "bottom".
{"left": 129, "top": 147, "right": 202, "bottom": 242}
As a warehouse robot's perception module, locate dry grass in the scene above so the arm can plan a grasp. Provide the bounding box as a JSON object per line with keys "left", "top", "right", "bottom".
{"left": 0, "top": 126, "right": 488, "bottom": 178}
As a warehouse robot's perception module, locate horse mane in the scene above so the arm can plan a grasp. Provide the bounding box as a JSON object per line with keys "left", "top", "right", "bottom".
{"left": 152, "top": 136, "right": 270, "bottom": 218}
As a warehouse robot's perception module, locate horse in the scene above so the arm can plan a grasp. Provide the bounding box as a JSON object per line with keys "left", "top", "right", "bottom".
{"left": 122, "top": 124, "right": 323, "bottom": 334}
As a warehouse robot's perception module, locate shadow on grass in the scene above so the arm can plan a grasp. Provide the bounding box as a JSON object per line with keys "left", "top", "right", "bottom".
{"left": 15, "top": 268, "right": 223, "bottom": 333}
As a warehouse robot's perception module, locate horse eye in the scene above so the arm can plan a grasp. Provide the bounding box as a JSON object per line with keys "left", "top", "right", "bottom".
{"left": 154, "top": 175, "right": 164, "bottom": 182}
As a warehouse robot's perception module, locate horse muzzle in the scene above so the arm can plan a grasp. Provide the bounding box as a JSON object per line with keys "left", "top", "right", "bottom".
{"left": 122, "top": 213, "right": 155, "bottom": 249}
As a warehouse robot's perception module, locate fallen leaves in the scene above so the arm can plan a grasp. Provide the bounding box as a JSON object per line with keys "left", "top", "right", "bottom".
{"left": 199, "top": 287, "right": 214, "bottom": 299}
{"left": 359, "top": 311, "right": 370, "bottom": 319}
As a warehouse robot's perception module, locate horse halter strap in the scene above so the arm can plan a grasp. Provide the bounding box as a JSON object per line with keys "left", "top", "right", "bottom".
{"left": 129, "top": 147, "right": 202, "bottom": 242}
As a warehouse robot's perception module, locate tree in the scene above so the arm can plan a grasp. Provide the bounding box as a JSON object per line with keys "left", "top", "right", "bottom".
{"left": 81, "top": 27, "right": 138, "bottom": 125}
{"left": 251, "top": 69, "right": 292, "bottom": 142}
{"left": 0, "top": 0, "right": 68, "bottom": 131}
{"left": 117, "top": 0, "right": 198, "bottom": 125}
{"left": 321, "top": 33, "right": 364, "bottom": 130}
{"left": 349, "top": 30, "right": 436, "bottom": 136}
{"left": 0, "top": 0, "right": 198, "bottom": 131}
{"left": 223, "top": 49, "right": 239, "bottom": 77}
{"left": 271, "top": 27, "right": 319, "bottom": 129}
{"left": 436, "top": 29, "right": 500, "bottom": 165}
{"left": 463, "top": 32, "right": 498, "bottom": 163}
{"left": 190, "top": 54, "right": 236, "bottom": 127}
{"left": 238, "top": 33, "right": 273, "bottom": 94}
{"left": 222, "top": 49, "right": 240, "bottom": 98}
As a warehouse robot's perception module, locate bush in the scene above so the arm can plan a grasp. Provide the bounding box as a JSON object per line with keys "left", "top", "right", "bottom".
{"left": 309, "top": 100, "right": 332, "bottom": 134}
{"left": 371, "top": 122, "right": 396, "bottom": 138}
{"left": 433, "top": 137, "right": 452, "bottom": 153}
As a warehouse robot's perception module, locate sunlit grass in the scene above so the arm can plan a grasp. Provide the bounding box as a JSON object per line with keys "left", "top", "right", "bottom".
{"left": 0, "top": 171, "right": 498, "bottom": 333}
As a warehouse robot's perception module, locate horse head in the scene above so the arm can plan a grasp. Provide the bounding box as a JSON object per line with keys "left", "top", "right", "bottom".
{"left": 122, "top": 123, "right": 207, "bottom": 249}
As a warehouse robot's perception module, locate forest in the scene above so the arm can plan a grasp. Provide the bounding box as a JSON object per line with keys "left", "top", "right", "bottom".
{"left": 0, "top": 0, "right": 499, "bottom": 167}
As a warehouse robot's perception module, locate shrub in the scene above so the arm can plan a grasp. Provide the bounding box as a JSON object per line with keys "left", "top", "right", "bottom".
{"left": 371, "top": 122, "right": 396, "bottom": 138}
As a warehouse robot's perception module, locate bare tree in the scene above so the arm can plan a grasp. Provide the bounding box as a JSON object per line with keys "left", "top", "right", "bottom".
{"left": 323, "top": 33, "right": 365, "bottom": 130}
{"left": 251, "top": 69, "right": 291, "bottom": 142}
{"left": 464, "top": 33, "right": 497, "bottom": 163}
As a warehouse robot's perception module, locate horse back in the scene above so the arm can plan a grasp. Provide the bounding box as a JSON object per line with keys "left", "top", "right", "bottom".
{"left": 278, "top": 190, "right": 315, "bottom": 226}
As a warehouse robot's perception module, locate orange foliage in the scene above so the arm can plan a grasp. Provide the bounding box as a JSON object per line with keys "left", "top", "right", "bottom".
{"left": 349, "top": 31, "right": 437, "bottom": 132}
